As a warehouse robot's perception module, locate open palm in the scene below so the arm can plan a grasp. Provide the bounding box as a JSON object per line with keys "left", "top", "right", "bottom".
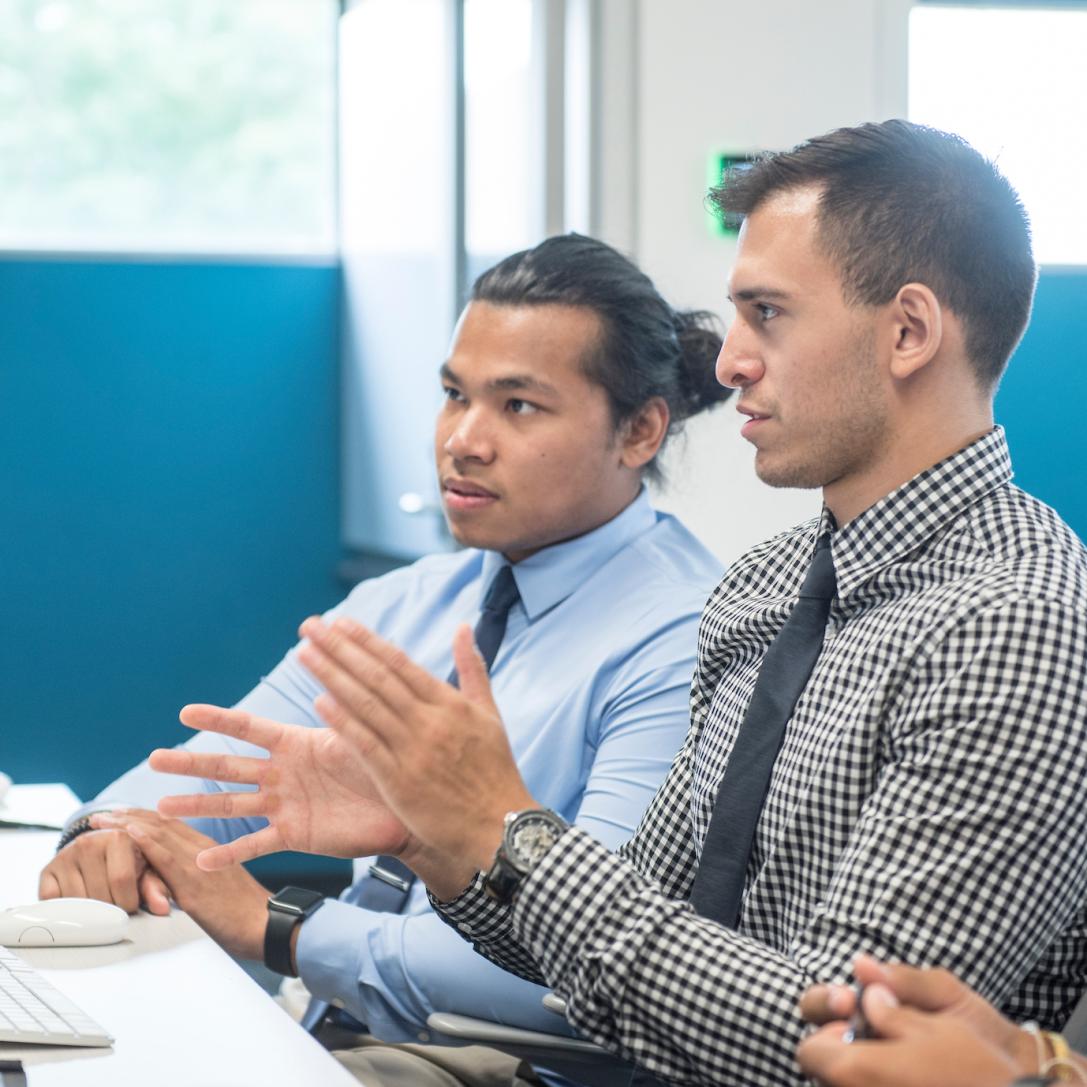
{"left": 150, "top": 704, "right": 412, "bottom": 870}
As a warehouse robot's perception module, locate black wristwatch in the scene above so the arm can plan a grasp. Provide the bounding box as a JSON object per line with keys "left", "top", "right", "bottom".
{"left": 483, "top": 809, "right": 569, "bottom": 904}
{"left": 1010, "top": 1078, "right": 1059, "bottom": 1085}
{"left": 264, "top": 886, "right": 325, "bottom": 977}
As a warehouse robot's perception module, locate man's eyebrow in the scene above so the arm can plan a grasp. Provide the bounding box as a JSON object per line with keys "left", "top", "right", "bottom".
{"left": 439, "top": 363, "right": 560, "bottom": 397}
{"left": 728, "top": 287, "right": 792, "bottom": 304}
{"left": 487, "top": 374, "right": 560, "bottom": 396}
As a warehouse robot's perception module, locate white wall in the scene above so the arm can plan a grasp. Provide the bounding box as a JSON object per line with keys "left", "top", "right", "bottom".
{"left": 597, "top": 0, "right": 911, "bottom": 564}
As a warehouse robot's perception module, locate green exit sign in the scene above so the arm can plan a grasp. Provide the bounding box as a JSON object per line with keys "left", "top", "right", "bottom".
{"left": 707, "top": 151, "right": 759, "bottom": 237}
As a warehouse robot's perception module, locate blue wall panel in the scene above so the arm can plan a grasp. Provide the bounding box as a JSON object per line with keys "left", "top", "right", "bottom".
{"left": 996, "top": 269, "right": 1087, "bottom": 542}
{"left": 1, "top": 261, "right": 1081, "bottom": 812}
{"left": 0, "top": 258, "right": 343, "bottom": 802}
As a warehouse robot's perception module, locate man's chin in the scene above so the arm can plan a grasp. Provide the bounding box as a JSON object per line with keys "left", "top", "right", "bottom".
{"left": 447, "top": 523, "right": 544, "bottom": 561}
{"left": 754, "top": 456, "right": 827, "bottom": 492}
{"left": 446, "top": 521, "right": 503, "bottom": 552}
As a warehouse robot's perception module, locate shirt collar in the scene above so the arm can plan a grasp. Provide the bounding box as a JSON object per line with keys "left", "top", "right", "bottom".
{"left": 821, "top": 425, "right": 1013, "bottom": 600}
{"left": 479, "top": 488, "right": 656, "bottom": 620}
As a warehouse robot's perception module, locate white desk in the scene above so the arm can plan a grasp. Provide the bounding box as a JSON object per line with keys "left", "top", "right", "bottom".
{"left": 2, "top": 829, "right": 361, "bottom": 1086}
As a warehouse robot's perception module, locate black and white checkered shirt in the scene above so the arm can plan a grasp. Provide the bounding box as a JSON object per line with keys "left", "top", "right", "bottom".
{"left": 437, "top": 427, "right": 1087, "bottom": 1086}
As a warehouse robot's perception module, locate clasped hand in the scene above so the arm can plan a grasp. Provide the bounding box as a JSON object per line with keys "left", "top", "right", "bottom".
{"left": 153, "top": 617, "right": 536, "bottom": 898}
{"left": 796, "top": 955, "right": 1038, "bottom": 1087}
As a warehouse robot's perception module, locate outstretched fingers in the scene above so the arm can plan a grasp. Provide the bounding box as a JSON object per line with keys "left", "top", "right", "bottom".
{"left": 194, "top": 826, "right": 285, "bottom": 871}
{"left": 450, "top": 623, "right": 494, "bottom": 708}
{"left": 298, "top": 617, "right": 444, "bottom": 741}
{"left": 157, "top": 788, "right": 269, "bottom": 820}
{"left": 302, "top": 617, "right": 446, "bottom": 698}
{"left": 150, "top": 747, "right": 265, "bottom": 788}
{"left": 178, "top": 703, "right": 287, "bottom": 751}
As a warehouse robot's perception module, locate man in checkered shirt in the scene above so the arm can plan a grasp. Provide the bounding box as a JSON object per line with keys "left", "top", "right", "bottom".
{"left": 160, "top": 120, "right": 1087, "bottom": 1087}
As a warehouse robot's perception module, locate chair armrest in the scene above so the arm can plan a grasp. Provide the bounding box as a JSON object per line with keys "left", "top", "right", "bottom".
{"left": 426, "top": 1012, "right": 606, "bottom": 1057}
{"left": 426, "top": 1009, "right": 636, "bottom": 1087}
{"left": 1064, "top": 992, "right": 1087, "bottom": 1053}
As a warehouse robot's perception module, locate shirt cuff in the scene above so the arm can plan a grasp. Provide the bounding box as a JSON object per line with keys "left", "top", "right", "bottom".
{"left": 509, "top": 826, "right": 652, "bottom": 994}
{"left": 429, "top": 872, "right": 515, "bottom": 944}
{"left": 294, "top": 897, "right": 368, "bottom": 1009}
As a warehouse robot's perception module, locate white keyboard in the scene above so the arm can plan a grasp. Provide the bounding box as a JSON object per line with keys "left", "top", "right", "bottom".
{"left": 0, "top": 944, "right": 113, "bottom": 1047}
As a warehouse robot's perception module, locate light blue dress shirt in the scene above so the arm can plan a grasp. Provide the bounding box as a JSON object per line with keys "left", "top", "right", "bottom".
{"left": 81, "top": 490, "right": 721, "bottom": 1045}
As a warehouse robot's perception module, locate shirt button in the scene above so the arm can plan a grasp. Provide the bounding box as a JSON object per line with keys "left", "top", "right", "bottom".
{"left": 460, "top": 924, "right": 473, "bottom": 935}
{"left": 417, "top": 1030, "right": 430, "bottom": 1043}
{"left": 331, "top": 998, "right": 345, "bottom": 1009}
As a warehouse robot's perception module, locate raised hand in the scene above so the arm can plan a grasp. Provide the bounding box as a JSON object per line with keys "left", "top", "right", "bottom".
{"left": 150, "top": 704, "right": 412, "bottom": 871}
{"left": 296, "top": 616, "right": 538, "bottom": 899}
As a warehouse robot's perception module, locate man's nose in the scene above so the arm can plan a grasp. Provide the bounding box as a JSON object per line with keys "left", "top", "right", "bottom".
{"left": 716, "top": 321, "right": 765, "bottom": 389}
{"left": 444, "top": 408, "right": 495, "bottom": 462}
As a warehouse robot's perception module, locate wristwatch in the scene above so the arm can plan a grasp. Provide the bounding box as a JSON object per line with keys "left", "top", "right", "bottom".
{"left": 264, "top": 886, "right": 325, "bottom": 977}
{"left": 483, "top": 809, "right": 569, "bottom": 904}
{"left": 1009, "top": 1079, "right": 1058, "bottom": 1085}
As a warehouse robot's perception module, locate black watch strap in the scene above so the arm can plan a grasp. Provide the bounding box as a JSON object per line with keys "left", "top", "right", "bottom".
{"left": 264, "top": 905, "right": 301, "bottom": 977}
{"left": 483, "top": 851, "right": 522, "bottom": 904}
{"left": 264, "top": 887, "right": 325, "bottom": 977}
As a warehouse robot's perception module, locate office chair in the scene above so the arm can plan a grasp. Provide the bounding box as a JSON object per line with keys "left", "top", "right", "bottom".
{"left": 1063, "top": 987, "right": 1087, "bottom": 1052}
{"left": 426, "top": 992, "right": 639, "bottom": 1087}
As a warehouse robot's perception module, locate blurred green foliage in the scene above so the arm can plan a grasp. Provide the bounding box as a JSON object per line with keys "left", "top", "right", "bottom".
{"left": 0, "top": 0, "right": 337, "bottom": 250}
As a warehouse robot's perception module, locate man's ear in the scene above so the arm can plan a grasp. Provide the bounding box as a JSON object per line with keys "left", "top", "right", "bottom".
{"left": 619, "top": 396, "right": 670, "bottom": 469}
{"left": 888, "top": 283, "right": 943, "bottom": 380}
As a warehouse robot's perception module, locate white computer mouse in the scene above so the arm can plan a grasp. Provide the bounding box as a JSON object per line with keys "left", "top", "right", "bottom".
{"left": 0, "top": 898, "right": 129, "bottom": 947}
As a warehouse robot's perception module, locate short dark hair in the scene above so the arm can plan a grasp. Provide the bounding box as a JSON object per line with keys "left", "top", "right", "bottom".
{"left": 710, "top": 120, "right": 1036, "bottom": 389}
{"left": 471, "top": 233, "right": 732, "bottom": 483}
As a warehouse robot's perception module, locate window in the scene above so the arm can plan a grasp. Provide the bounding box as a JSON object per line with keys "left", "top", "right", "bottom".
{"left": 464, "top": 0, "right": 536, "bottom": 283}
{"left": 339, "top": 0, "right": 595, "bottom": 560}
{"left": 0, "top": 0, "right": 337, "bottom": 254}
{"left": 909, "top": 3, "right": 1087, "bottom": 266}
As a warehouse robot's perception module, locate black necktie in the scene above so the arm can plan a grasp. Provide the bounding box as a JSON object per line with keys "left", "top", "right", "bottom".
{"left": 301, "top": 565, "right": 521, "bottom": 1034}
{"left": 689, "top": 534, "right": 836, "bottom": 928}
{"left": 448, "top": 563, "right": 521, "bottom": 688}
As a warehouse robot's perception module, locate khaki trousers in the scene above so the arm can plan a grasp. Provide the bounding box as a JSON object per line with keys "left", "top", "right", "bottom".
{"left": 331, "top": 1032, "right": 543, "bottom": 1087}
{"left": 279, "top": 978, "right": 543, "bottom": 1087}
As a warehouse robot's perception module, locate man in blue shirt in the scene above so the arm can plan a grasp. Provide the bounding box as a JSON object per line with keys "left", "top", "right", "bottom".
{"left": 41, "top": 234, "right": 729, "bottom": 1086}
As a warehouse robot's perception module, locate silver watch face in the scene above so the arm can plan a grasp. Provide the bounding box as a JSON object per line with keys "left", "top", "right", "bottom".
{"left": 507, "top": 812, "right": 564, "bottom": 871}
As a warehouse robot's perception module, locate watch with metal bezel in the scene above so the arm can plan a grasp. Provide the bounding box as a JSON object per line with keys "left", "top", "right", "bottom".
{"left": 264, "top": 886, "right": 325, "bottom": 977}
{"left": 483, "top": 809, "right": 569, "bottom": 904}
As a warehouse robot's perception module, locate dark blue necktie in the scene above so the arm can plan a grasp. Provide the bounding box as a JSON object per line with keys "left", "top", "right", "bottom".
{"left": 447, "top": 563, "right": 521, "bottom": 689}
{"left": 301, "top": 565, "right": 521, "bottom": 1034}
{"left": 689, "top": 534, "right": 836, "bottom": 928}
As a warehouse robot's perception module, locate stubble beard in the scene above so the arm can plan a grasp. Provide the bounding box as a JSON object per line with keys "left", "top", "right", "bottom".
{"left": 754, "top": 332, "right": 888, "bottom": 492}
{"left": 755, "top": 408, "right": 888, "bottom": 491}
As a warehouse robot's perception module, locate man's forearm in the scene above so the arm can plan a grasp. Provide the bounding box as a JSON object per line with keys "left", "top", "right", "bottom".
{"left": 507, "top": 828, "right": 812, "bottom": 1086}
